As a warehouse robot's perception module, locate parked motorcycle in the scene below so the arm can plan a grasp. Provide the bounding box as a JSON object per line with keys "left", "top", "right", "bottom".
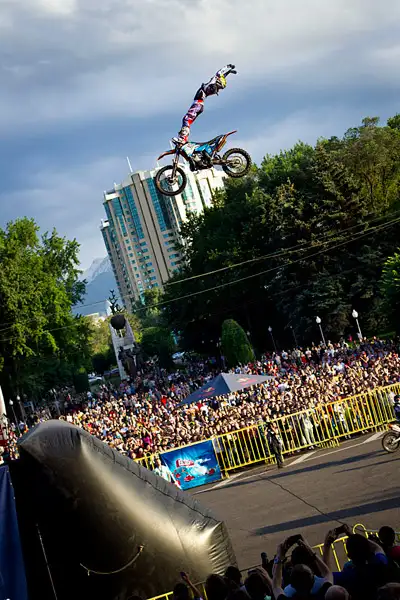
{"left": 381, "top": 422, "right": 400, "bottom": 453}
{"left": 155, "top": 130, "right": 251, "bottom": 197}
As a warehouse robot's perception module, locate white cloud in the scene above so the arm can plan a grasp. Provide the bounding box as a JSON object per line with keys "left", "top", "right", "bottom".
{"left": 2, "top": 0, "right": 400, "bottom": 268}
{"left": 26, "top": 0, "right": 78, "bottom": 16}
{"left": 234, "top": 99, "right": 400, "bottom": 163}
{"left": 1, "top": 0, "right": 400, "bottom": 133}
{"left": 4, "top": 156, "right": 127, "bottom": 269}
{"left": 233, "top": 109, "right": 353, "bottom": 160}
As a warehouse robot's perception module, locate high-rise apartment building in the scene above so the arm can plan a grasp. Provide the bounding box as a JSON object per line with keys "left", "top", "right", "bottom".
{"left": 100, "top": 164, "right": 225, "bottom": 307}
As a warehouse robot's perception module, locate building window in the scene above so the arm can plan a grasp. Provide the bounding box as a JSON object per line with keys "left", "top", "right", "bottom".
{"left": 146, "top": 177, "right": 172, "bottom": 232}
{"left": 121, "top": 186, "right": 145, "bottom": 239}
{"left": 111, "top": 197, "right": 128, "bottom": 237}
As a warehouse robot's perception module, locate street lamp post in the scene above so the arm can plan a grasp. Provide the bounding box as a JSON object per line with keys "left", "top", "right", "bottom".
{"left": 17, "top": 395, "right": 27, "bottom": 429}
{"left": 8, "top": 400, "right": 18, "bottom": 435}
{"left": 289, "top": 325, "right": 298, "bottom": 347}
{"left": 352, "top": 309, "right": 363, "bottom": 340}
{"left": 246, "top": 330, "right": 255, "bottom": 357}
{"left": 315, "top": 316, "right": 326, "bottom": 346}
{"left": 268, "top": 326, "right": 277, "bottom": 353}
{"left": 217, "top": 337, "right": 225, "bottom": 369}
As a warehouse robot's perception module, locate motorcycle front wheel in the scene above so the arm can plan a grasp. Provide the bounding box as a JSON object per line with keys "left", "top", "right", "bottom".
{"left": 222, "top": 148, "right": 252, "bottom": 178}
{"left": 382, "top": 431, "right": 400, "bottom": 453}
{"left": 155, "top": 165, "right": 187, "bottom": 197}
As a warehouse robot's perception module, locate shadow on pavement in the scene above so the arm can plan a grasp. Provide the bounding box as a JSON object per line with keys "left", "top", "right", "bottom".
{"left": 335, "top": 456, "right": 399, "bottom": 474}
{"left": 252, "top": 496, "right": 400, "bottom": 536}
{"left": 207, "top": 451, "right": 382, "bottom": 494}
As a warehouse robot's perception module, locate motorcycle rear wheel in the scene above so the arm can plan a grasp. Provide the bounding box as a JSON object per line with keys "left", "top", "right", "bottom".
{"left": 155, "top": 165, "right": 187, "bottom": 197}
{"left": 382, "top": 431, "right": 400, "bottom": 453}
{"left": 222, "top": 148, "right": 252, "bottom": 178}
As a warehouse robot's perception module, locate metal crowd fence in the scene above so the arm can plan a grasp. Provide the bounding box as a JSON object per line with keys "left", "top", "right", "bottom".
{"left": 136, "top": 383, "right": 400, "bottom": 476}
{"left": 148, "top": 524, "right": 400, "bottom": 600}
{"left": 314, "top": 524, "right": 400, "bottom": 570}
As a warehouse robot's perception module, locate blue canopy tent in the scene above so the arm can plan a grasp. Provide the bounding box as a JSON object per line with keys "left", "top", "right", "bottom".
{"left": 180, "top": 373, "right": 273, "bottom": 406}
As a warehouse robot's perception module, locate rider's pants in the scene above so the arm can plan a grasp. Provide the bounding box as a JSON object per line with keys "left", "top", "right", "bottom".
{"left": 178, "top": 99, "right": 204, "bottom": 143}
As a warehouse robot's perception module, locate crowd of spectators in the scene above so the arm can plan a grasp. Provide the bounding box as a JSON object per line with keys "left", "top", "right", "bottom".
{"left": 2, "top": 337, "right": 400, "bottom": 463}
{"left": 169, "top": 524, "right": 400, "bottom": 600}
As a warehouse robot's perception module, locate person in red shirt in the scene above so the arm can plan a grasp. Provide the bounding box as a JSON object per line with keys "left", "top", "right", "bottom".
{"left": 379, "top": 526, "right": 400, "bottom": 564}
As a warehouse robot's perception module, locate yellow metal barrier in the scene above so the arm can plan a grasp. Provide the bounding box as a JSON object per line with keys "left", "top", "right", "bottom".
{"left": 149, "top": 523, "right": 400, "bottom": 600}
{"left": 136, "top": 453, "right": 158, "bottom": 471}
{"left": 135, "top": 383, "right": 399, "bottom": 477}
{"left": 353, "top": 523, "right": 400, "bottom": 543}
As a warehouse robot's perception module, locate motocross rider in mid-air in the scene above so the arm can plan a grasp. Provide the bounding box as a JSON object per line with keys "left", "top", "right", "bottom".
{"left": 172, "top": 64, "right": 237, "bottom": 146}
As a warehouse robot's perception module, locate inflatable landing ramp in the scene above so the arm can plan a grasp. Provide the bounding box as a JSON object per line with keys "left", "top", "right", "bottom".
{"left": 15, "top": 420, "right": 236, "bottom": 600}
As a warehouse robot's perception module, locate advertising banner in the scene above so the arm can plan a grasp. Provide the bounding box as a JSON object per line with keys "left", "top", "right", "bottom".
{"left": 161, "top": 440, "right": 221, "bottom": 490}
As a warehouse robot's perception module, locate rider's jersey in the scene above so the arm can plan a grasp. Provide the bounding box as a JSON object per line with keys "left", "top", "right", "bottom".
{"left": 194, "top": 66, "right": 232, "bottom": 101}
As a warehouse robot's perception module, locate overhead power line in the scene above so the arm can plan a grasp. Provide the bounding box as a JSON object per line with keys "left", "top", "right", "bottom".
{"left": 163, "top": 208, "right": 400, "bottom": 287}
{"left": 0, "top": 215, "right": 398, "bottom": 345}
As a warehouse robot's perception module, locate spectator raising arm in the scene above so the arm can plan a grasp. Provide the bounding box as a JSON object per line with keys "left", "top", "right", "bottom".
{"left": 180, "top": 571, "right": 203, "bottom": 600}
{"left": 323, "top": 525, "right": 353, "bottom": 571}
{"left": 298, "top": 538, "right": 333, "bottom": 583}
{"left": 273, "top": 542, "right": 287, "bottom": 600}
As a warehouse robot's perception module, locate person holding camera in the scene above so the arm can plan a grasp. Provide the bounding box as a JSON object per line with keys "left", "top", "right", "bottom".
{"left": 272, "top": 534, "right": 333, "bottom": 600}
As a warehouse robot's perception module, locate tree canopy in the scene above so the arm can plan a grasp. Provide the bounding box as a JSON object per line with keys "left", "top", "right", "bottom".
{"left": 163, "top": 115, "right": 400, "bottom": 351}
{"left": 0, "top": 218, "right": 92, "bottom": 398}
{"left": 380, "top": 250, "right": 400, "bottom": 334}
{"left": 221, "top": 319, "right": 254, "bottom": 366}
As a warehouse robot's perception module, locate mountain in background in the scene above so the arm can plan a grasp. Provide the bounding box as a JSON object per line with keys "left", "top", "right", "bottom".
{"left": 73, "top": 256, "right": 118, "bottom": 316}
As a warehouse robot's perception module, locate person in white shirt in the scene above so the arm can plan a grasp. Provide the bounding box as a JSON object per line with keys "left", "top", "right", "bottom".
{"left": 153, "top": 458, "right": 173, "bottom": 483}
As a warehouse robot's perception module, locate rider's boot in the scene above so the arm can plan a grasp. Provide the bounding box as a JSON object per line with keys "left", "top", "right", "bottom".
{"left": 175, "top": 126, "right": 190, "bottom": 146}
{"left": 172, "top": 136, "right": 185, "bottom": 146}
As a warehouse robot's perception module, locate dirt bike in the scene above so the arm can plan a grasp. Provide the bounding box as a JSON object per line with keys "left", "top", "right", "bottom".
{"left": 381, "top": 422, "right": 400, "bottom": 453}
{"left": 155, "top": 131, "right": 252, "bottom": 197}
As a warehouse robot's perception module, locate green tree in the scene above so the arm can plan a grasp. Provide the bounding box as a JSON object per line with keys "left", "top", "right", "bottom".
{"left": 88, "top": 317, "right": 115, "bottom": 374}
{"left": 140, "top": 326, "right": 176, "bottom": 368}
{"left": 380, "top": 251, "right": 400, "bottom": 333}
{"left": 89, "top": 317, "right": 112, "bottom": 354}
{"left": 338, "top": 116, "right": 400, "bottom": 210}
{"left": 163, "top": 115, "right": 400, "bottom": 348}
{"left": 73, "top": 367, "right": 90, "bottom": 393}
{"left": 0, "top": 218, "right": 92, "bottom": 397}
{"left": 221, "top": 319, "right": 254, "bottom": 366}
{"left": 132, "top": 288, "right": 164, "bottom": 329}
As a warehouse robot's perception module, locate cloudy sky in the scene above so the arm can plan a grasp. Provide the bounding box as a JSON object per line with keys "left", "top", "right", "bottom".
{"left": 1, "top": 0, "right": 400, "bottom": 269}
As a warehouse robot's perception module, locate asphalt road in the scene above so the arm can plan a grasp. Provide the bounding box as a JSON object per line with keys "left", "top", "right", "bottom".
{"left": 191, "top": 432, "right": 400, "bottom": 570}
